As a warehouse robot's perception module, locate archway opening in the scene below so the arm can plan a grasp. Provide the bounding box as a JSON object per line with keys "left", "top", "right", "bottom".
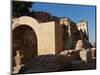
{"left": 12, "top": 25, "right": 37, "bottom": 67}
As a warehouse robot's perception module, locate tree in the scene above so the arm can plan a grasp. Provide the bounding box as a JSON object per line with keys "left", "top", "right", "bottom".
{"left": 12, "top": 1, "right": 59, "bottom": 22}
{"left": 12, "top": 1, "right": 33, "bottom": 18}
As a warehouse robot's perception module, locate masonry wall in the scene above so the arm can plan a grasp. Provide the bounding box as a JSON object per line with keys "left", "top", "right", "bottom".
{"left": 38, "top": 21, "right": 56, "bottom": 55}
{"left": 12, "top": 16, "right": 68, "bottom": 56}
{"left": 55, "top": 21, "right": 63, "bottom": 54}
{"left": 59, "top": 18, "right": 81, "bottom": 50}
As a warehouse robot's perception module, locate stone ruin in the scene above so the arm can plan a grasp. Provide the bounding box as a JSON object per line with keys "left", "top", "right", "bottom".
{"left": 60, "top": 39, "right": 96, "bottom": 64}
{"left": 12, "top": 12, "right": 96, "bottom": 74}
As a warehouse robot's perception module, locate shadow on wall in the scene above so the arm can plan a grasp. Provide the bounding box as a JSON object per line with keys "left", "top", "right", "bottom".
{"left": 12, "top": 25, "right": 38, "bottom": 67}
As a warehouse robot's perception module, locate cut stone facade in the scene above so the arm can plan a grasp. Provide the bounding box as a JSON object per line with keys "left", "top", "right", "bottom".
{"left": 12, "top": 16, "right": 63, "bottom": 56}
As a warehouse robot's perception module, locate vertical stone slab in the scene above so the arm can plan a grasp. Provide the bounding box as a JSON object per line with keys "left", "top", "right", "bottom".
{"left": 38, "top": 22, "right": 56, "bottom": 55}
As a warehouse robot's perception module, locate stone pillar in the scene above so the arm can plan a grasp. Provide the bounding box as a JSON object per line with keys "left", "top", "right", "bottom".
{"left": 12, "top": 50, "right": 24, "bottom": 74}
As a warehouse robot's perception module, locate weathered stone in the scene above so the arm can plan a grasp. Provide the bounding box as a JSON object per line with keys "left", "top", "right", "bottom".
{"left": 61, "top": 18, "right": 81, "bottom": 50}
{"left": 75, "top": 40, "right": 83, "bottom": 50}
{"left": 12, "top": 50, "right": 24, "bottom": 74}
{"left": 60, "top": 50, "right": 69, "bottom": 55}
{"left": 12, "top": 15, "right": 93, "bottom": 74}
{"left": 91, "top": 48, "right": 96, "bottom": 59}
{"left": 79, "top": 49, "right": 92, "bottom": 63}
{"left": 60, "top": 50, "right": 80, "bottom": 61}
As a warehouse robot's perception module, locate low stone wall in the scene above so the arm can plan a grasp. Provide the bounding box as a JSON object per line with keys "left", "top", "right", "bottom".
{"left": 60, "top": 48, "right": 95, "bottom": 63}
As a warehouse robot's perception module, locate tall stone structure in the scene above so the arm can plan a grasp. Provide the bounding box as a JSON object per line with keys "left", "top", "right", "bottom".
{"left": 12, "top": 16, "right": 64, "bottom": 68}
{"left": 12, "top": 12, "right": 91, "bottom": 67}
{"left": 12, "top": 16, "right": 63, "bottom": 56}
{"left": 77, "top": 20, "right": 91, "bottom": 48}
{"left": 77, "top": 20, "right": 89, "bottom": 41}
{"left": 60, "top": 18, "right": 81, "bottom": 50}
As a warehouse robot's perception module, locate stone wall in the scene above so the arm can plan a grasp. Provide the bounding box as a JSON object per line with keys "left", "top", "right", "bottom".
{"left": 12, "top": 16, "right": 63, "bottom": 56}
{"left": 60, "top": 18, "right": 81, "bottom": 50}
{"left": 55, "top": 21, "right": 63, "bottom": 54}
{"left": 38, "top": 22, "right": 56, "bottom": 55}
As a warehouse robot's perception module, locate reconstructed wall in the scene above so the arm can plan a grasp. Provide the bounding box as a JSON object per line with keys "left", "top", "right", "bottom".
{"left": 12, "top": 16, "right": 63, "bottom": 56}
{"left": 38, "top": 22, "right": 56, "bottom": 55}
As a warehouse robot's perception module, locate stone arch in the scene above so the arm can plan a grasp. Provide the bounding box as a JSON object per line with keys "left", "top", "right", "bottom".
{"left": 12, "top": 16, "right": 39, "bottom": 35}
{"left": 12, "top": 16, "right": 39, "bottom": 67}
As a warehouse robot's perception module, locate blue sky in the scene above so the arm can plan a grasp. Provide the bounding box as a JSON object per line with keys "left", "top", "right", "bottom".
{"left": 31, "top": 2, "right": 96, "bottom": 43}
